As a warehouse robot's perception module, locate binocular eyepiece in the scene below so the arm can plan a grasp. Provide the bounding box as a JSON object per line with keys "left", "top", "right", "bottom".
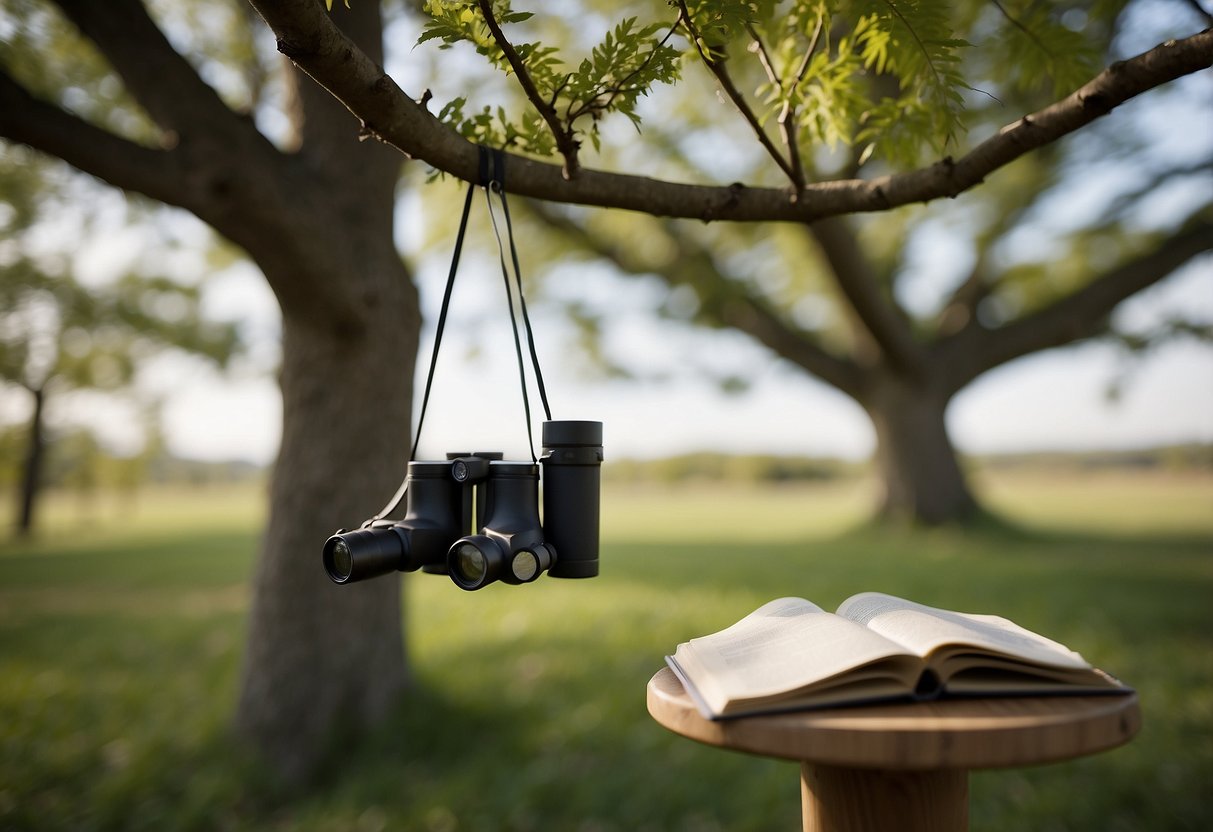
{"left": 322, "top": 421, "right": 602, "bottom": 591}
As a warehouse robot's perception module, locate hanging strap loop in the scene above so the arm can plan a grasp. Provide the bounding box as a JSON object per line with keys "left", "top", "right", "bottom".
{"left": 363, "top": 145, "right": 551, "bottom": 524}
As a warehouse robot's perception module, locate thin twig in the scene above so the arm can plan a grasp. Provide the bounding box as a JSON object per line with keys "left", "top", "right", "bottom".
{"left": 477, "top": 0, "right": 580, "bottom": 178}
{"left": 748, "top": 15, "right": 825, "bottom": 191}
{"left": 988, "top": 0, "right": 1053, "bottom": 57}
{"left": 794, "top": 15, "right": 824, "bottom": 90}
{"left": 1181, "top": 0, "right": 1213, "bottom": 26}
{"left": 745, "top": 22, "right": 781, "bottom": 87}
{"left": 592, "top": 11, "right": 685, "bottom": 117}
{"left": 782, "top": 14, "right": 827, "bottom": 187}
{"left": 677, "top": 0, "right": 797, "bottom": 185}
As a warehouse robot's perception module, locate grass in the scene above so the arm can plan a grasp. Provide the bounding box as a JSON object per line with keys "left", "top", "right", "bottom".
{"left": 1, "top": 470, "right": 1210, "bottom": 831}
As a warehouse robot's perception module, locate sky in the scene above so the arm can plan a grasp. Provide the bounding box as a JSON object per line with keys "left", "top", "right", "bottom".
{"left": 71, "top": 219, "right": 1210, "bottom": 467}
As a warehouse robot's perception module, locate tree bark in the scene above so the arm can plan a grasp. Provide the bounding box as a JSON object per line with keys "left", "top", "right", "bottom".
{"left": 235, "top": 243, "right": 420, "bottom": 782}
{"left": 16, "top": 385, "right": 46, "bottom": 537}
{"left": 861, "top": 376, "right": 977, "bottom": 526}
{"left": 225, "top": 1, "right": 419, "bottom": 779}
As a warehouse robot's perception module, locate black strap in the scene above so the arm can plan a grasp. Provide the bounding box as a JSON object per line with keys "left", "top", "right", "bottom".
{"left": 483, "top": 155, "right": 540, "bottom": 461}
{"left": 364, "top": 146, "right": 551, "bottom": 524}
{"left": 495, "top": 158, "right": 553, "bottom": 423}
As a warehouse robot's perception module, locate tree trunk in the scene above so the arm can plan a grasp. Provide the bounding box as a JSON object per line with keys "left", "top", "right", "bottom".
{"left": 16, "top": 385, "right": 45, "bottom": 537}
{"left": 211, "top": 2, "right": 421, "bottom": 782}
{"left": 862, "top": 376, "right": 978, "bottom": 526}
{"left": 234, "top": 246, "right": 420, "bottom": 782}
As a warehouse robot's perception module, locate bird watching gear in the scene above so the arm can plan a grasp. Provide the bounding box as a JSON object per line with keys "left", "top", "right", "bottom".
{"left": 322, "top": 148, "right": 603, "bottom": 590}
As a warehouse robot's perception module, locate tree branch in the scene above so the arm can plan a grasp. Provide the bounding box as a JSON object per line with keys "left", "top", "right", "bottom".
{"left": 936, "top": 169, "right": 1056, "bottom": 334}
{"left": 247, "top": 0, "right": 1213, "bottom": 224}
{"left": 50, "top": 0, "right": 247, "bottom": 140}
{"left": 808, "top": 217, "right": 924, "bottom": 374}
{"left": 677, "top": 1, "right": 798, "bottom": 186}
{"left": 746, "top": 17, "right": 820, "bottom": 191}
{"left": 476, "top": 0, "right": 579, "bottom": 178}
{"left": 942, "top": 216, "right": 1213, "bottom": 389}
{"left": 0, "top": 67, "right": 185, "bottom": 206}
{"left": 526, "top": 203, "right": 864, "bottom": 396}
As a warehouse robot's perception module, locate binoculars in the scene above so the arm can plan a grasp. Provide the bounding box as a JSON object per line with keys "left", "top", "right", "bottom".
{"left": 322, "top": 421, "right": 603, "bottom": 591}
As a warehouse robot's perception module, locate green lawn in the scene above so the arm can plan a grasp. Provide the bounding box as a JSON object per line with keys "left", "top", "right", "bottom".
{"left": 1, "top": 471, "right": 1210, "bottom": 831}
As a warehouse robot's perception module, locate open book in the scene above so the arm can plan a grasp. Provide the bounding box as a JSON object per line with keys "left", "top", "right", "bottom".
{"left": 666, "top": 593, "right": 1129, "bottom": 720}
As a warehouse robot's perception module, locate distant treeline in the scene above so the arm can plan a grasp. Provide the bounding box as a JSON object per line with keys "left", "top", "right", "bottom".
{"left": 608, "top": 444, "right": 1213, "bottom": 485}
{"left": 3, "top": 420, "right": 1209, "bottom": 493}
{"left": 604, "top": 453, "right": 864, "bottom": 484}
{"left": 970, "top": 443, "right": 1213, "bottom": 473}
{"left": 0, "top": 424, "right": 262, "bottom": 493}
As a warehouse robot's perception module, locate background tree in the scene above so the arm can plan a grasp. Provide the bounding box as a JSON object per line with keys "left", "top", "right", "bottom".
{"left": 0, "top": 150, "right": 240, "bottom": 535}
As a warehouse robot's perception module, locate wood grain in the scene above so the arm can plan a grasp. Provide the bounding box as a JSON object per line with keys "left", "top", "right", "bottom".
{"left": 647, "top": 667, "right": 1140, "bottom": 770}
{"left": 801, "top": 764, "right": 967, "bottom": 832}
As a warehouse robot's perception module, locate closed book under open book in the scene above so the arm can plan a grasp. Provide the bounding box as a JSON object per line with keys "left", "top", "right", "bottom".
{"left": 666, "top": 593, "right": 1129, "bottom": 720}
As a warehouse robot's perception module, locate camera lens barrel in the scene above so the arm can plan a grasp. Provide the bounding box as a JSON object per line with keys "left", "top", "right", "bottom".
{"left": 541, "top": 421, "right": 603, "bottom": 578}
{"left": 322, "top": 460, "right": 469, "bottom": 585}
{"left": 322, "top": 526, "right": 408, "bottom": 584}
{"left": 448, "top": 535, "right": 506, "bottom": 590}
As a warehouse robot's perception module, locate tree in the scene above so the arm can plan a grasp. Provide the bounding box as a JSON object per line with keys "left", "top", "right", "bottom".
{"left": 249, "top": 0, "right": 1212, "bottom": 523}
{"left": 1, "top": 0, "right": 1208, "bottom": 780}
{"left": 0, "top": 263, "right": 240, "bottom": 535}
{"left": 0, "top": 150, "right": 240, "bottom": 535}
{"left": 1, "top": 0, "right": 417, "bottom": 779}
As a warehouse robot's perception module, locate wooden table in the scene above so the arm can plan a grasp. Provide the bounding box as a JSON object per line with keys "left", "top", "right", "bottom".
{"left": 647, "top": 667, "right": 1139, "bottom": 832}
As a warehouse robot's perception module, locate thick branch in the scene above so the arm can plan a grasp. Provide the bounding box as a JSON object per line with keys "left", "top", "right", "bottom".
{"left": 248, "top": 0, "right": 1213, "bottom": 223}
{"left": 51, "top": 0, "right": 246, "bottom": 139}
{"left": 809, "top": 217, "right": 924, "bottom": 374}
{"left": 0, "top": 67, "right": 184, "bottom": 205}
{"left": 528, "top": 204, "right": 864, "bottom": 396}
{"left": 936, "top": 171, "right": 1056, "bottom": 333}
{"left": 941, "top": 217, "right": 1213, "bottom": 389}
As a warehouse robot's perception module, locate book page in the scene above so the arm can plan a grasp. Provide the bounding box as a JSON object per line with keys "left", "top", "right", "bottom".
{"left": 836, "top": 592, "right": 1092, "bottom": 670}
{"left": 675, "top": 597, "right": 916, "bottom": 707}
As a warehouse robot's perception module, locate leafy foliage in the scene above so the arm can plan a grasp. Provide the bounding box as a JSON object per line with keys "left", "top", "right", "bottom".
{"left": 416, "top": 0, "right": 1115, "bottom": 172}
{"left": 420, "top": 1, "right": 681, "bottom": 158}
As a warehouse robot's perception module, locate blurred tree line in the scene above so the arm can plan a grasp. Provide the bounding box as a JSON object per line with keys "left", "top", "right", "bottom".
{"left": 606, "top": 452, "right": 859, "bottom": 484}
{"left": 0, "top": 147, "right": 241, "bottom": 536}
{"left": 606, "top": 443, "right": 1213, "bottom": 485}
{"left": 0, "top": 421, "right": 260, "bottom": 496}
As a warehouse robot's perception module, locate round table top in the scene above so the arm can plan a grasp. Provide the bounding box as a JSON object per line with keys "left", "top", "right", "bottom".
{"left": 647, "top": 667, "right": 1140, "bottom": 771}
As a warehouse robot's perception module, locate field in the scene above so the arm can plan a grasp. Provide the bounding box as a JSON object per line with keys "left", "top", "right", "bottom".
{"left": 1, "top": 469, "right": 1211, "bottom": 831}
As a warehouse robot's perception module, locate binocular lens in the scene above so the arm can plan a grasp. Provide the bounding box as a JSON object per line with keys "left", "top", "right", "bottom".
{"left": 511, "top": 551, "right": 538, "bottom": 582}
{"left": 454, "top": 542, "right": 487, "bottom": 584}
{"left": 329, "top": 539, "right": 354, "bottom": 582}
{"left": 509, "top": 544, "right": 554, "bottom": 583}
{"left": 322, "top": 527, "right": 408, "bottom": 584}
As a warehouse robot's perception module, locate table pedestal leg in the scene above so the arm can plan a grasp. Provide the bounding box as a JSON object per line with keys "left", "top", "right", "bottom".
{"left": 800, "top": 763, "right": 968, "bottom": 832}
